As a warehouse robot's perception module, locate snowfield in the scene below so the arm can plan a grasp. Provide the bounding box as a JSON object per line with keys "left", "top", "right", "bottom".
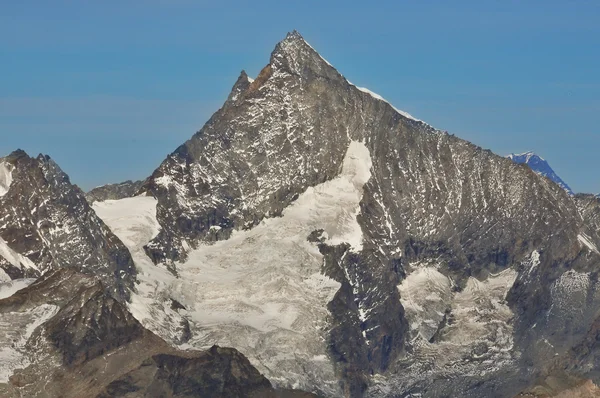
{"left": 93, "top": 140, "right": 373, "bottom": 396}
{"left": 0, "top": 304, "right": 58, "bottom": 382}
{"left": 0, "top": 162, "right": 13, "bottom": 198}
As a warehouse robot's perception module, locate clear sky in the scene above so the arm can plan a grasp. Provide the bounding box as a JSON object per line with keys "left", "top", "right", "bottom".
{"left": 1, "top": 1, "right": 598, "bottom": 193}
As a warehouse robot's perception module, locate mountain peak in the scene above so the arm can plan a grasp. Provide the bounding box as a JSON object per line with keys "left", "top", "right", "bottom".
{"left": 507, "top": 151, "right": 573, "bottom": 194}
{"left": 270, "top": 30, "right": 337, "bottom": 78}
{"left": 285, "top": 29, "right": 304, "bottom": 41}
{"left": 226, "top": 70, "right": 253, "bottom": 103}
{"left": 508, "top": 151, "right": 545, "bottom": 163}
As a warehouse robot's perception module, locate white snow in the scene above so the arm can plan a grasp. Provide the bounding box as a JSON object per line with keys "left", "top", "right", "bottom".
{"left": 93, "top": 141, "right": 372, "bottom": 396}
{"left": 325, "top": 140, "right": 372, "bottom": 251}
{"left": 349, "top": 84, "right": 421, "bottom": 122}
{"left": 0, "top": 162, "right": 14, "bottom": 197}
{"left": 507, "top": 151, "right": 545, "bottom": 162}
{"left": 526, "top": 250, "right": 541, "bottom": 275}
{"left": 93, "top": 196, "right": 161, "bottom": 253}
{"left": 0, "top": 267, "right": 10, "bottom": 283}
{"left": 0, "top": 236, "right": 39, "bottom": 272}
{"left": 398, "top": 265, "right": 452, "bottom": 341}
{"left": 0, "top": 278, "right": 36, "bottom": 300}
{"left": 91, "top": 196, "right": 184, "bottom": 339}
{"left": 397, "top": 265, "right": 517, "bottom": 376}
{"left": 578, "top": 233, "right": 600, "bottom": 255}
{"left": 0, "top": 304, "right": 58, "bottom": 382}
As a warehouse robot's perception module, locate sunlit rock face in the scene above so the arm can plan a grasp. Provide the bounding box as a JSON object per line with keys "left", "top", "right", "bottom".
{"left": 0, "top": 150, "right": 135, "bottom": 301}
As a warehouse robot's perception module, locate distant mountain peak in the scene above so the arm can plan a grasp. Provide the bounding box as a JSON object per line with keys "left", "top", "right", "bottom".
{"left": 507, "top": 151, "right": 573, "bottom": 195}
{"left": 285, "top": 29, "right": 303, "bottom": 40}
{"left": 508, "top": 151, "right": 543, "bottom": 162}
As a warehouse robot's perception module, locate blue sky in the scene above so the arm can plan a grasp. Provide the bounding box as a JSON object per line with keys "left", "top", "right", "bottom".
{"left": 1, "top": 1, "right": 598, "bottom": 193}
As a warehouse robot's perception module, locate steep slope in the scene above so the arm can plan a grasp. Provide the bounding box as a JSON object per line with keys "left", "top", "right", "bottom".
{"left": 0, "top": 150, "right": 135, "bottom": 300}
{"left": 125, "top": 31, "right": 600, "bottom": 397}
{"left": 86, "top": 180, "right": 145, "bottom": 203}
{"left": 508, "top": 151, "right": 573, "bottom": 195}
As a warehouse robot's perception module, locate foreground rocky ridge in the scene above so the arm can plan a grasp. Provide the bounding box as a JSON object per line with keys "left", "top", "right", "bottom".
{"left": 135, "top": 31, "right": 600, "bottom": 396}
{"left": 0, "top": 150, "right": 135, "bottom": 300}
{"left": 0, "top": 269, "right": 318, "bottom": 398}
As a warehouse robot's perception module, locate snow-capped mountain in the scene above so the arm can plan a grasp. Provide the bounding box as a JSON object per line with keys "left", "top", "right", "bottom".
{"left": 123, "top": 31, "right": 599, "bottom": 397}
{"left": 508, "top": 151, "right": 574, "bottom": 195}
{"left": 1, "top": 31, "right": 600, "bottom": 398}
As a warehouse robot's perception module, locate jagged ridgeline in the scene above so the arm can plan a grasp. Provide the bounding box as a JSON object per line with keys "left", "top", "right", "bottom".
{"left": 0, "top": 150, "right": 135, "bottom": 301}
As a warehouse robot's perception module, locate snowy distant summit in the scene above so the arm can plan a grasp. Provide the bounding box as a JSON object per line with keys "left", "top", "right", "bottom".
{"left": 508, "top": 151, "right": 573, "bottom": 195}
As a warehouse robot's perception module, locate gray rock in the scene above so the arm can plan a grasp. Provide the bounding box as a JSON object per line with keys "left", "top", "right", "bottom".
{"left": 86, "top": 180, "right": 145, "bottom": 203}
{"left": 0, "top": 150, "right": 135, "bottom": 301}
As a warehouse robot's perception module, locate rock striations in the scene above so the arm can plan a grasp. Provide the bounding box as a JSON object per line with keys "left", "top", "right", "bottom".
{"left": 0, "top": 150, "right": 135, "bottom": 301}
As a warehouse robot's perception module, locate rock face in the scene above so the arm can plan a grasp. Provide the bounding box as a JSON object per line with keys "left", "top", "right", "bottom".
{"left": 0, "top": 150, "right": 135, "bottom": 300}
{"left": 86, "top": 180, "right": 145, "bottom": 203}
{"left": 508, "top": 151, "right": 573, "bottom": 195}
{"left": 97, "top": 347, "right": 273, "bottom": 398}
{"left": 133, "top": 31, "right": 600, "bottom": 397}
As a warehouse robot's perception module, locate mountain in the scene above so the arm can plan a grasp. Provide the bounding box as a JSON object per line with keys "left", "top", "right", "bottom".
{"left": 86, "top": 180, "right": 145, "bottom": 203}
{"left": 99, "top": 31, "right": 600, "bottom": 397}
{"left": 0, "top": 150, "right": 135, "bottom": 300}
{"left": 508, "top": 151, "right": 574, "bottom": 195}
{"left": 1, "top": 30, "right": 600, "bottom": 397}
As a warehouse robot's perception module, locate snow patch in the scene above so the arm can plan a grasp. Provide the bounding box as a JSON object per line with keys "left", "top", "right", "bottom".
{"left": 398, "top": 265, "right": 452, "bottom": 341}
{"left": 91, "top": 196, "right": 183, "bottom": 335}
{"left": 578, "top": 233, "right": 600, "bottom": 255}
{"left": 0, "top": 304, "right": 58, "bottom": 382}
{"left": 526, "top": 250, "right": 541, "bottom": 275}
{"left": 350, "top": 84, "right": 421, "bottom": 122}
{"left": 397, "top": 266, "right": 518, "bottom": 378}
{"left": 326, "top": 140, "right": 372, "bottom": 251}
{"left": 0, "top": 162, "right": 14, "bottom": 197}
{"left": 0, "top": 278, "right": 36, "bottom": 300}
{"left": 0, "top": 236, "right": 39, "bottom": 272}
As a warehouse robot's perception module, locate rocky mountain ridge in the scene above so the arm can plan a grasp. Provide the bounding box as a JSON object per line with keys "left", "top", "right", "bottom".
{"left": 0, "top": 150, "right": 135, "bottom": 301}
{"left": 127, "top": 31, "right": 600, "bottom": 397}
